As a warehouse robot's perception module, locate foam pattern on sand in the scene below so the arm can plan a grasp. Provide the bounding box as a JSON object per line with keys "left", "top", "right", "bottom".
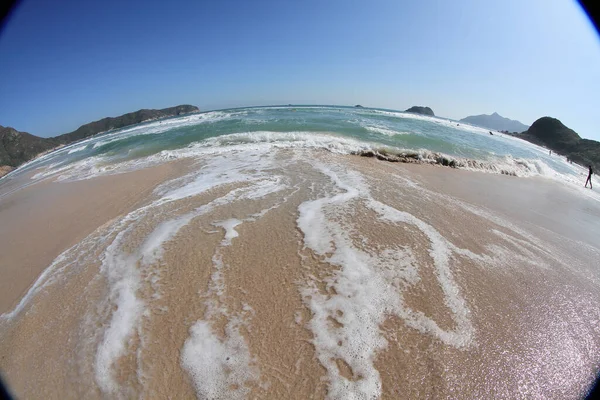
{"left": 2, "top": 145, "right": 599, "bottom": 399}
{"left": 182, "top": 317, "right": 257, "bottom": 400}
{"left": 95, "top": 151, "right": 286, "bottom": 396}
{"left": 296, "top": 161, "right": 477, "bottom": 399}
{"left": 1, "top": 147, "right": 290, "bottom": 398}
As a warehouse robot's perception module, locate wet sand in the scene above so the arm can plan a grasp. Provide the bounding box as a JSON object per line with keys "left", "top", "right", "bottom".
{"left": 1, "top": 150, "right": 599, "bottom": 399}
{"left": 0, "top": 162, "right": 185, "bottom": 314}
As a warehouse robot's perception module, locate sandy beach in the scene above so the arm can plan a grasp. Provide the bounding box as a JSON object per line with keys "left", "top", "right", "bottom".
{"left": 0, "top": 149, "right": 599, "bottom": 399}
{"left": 0, "top": 162, "right": 185, "bottom": 315}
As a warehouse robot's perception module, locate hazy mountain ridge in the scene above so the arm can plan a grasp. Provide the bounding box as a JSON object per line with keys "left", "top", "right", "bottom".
{"left": 0, "top": 105, "right": 199, "bottom": 177}
{"left": 460, "top": 112, "right": 529, "bottom": 132}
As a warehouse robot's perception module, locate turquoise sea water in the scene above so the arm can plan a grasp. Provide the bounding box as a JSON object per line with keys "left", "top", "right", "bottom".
{"left": 2, "top": 105, "right": 592, "bottom": 191}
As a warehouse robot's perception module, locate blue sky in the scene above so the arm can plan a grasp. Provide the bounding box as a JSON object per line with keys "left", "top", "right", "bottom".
{"left": 1, "top": 0, "right": 599, "bottom": 139}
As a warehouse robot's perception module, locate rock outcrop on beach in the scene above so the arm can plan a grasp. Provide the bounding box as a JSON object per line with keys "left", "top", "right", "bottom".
{"left": 515, "top": 117, "right": 600, "bottom": 170}
{"left": 460, "top": 112, "right": 529, "bottom": 132}
{"left": 0, "top": 165, "right": 16, "bottom": 177}
{"left": 0, "top": 105, "right": 199, "bottom": 177}
{"left": 405, "top": 106, "right": 435, "bottom": 116}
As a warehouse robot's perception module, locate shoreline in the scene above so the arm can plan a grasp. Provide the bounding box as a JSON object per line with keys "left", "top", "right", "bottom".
{"left": 1, "top": 151, "right": 598, "bottom": 315}
{"left": 1, "top": 149, "right": 599, "bottom": 399}
{"left": 0, "top": 160, "right": 188, "bottom": 315}
{"left": 1, "top": 150, "right": 598, "bottom": 314}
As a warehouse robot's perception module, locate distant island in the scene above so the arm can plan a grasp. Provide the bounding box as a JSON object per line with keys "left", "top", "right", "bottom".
{"left": 405, "top": 106, "right": 434, "bottom": 116}
{"left": 0, "top": 105, "right": 199, "bottom": 177}
{"left": 460, "top": 112, "right": 529, "bottom": 132}
{"left": 509, "top": 117, "right": 600, "bottom": 170}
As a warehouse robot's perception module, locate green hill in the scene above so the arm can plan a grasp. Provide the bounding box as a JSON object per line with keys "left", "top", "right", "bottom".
{"left": 54, "top": 105, "right": 199, "bottom": 144}
{"left": 516, "top": 117, "right": 600, "bottom": 170}
{"left": 0, "top": 125, "right": 57, "bottom": 168}
{"left": 0, "top": 105, "right": 199, "bottom": 177}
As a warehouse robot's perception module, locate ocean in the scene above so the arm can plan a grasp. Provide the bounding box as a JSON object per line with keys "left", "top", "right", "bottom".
{"left": 3, "top": 105, "right": 593, "bottom": 192}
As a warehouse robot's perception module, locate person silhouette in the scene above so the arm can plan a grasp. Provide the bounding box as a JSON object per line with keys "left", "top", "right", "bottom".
{"left": 585, "top": 165, "right": 593, "bottom": 189}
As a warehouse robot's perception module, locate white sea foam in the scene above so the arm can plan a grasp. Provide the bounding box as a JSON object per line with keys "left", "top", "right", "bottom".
{"left": 387, "top": 170, "right": 589, "bottom": 271}
{"left": 214, "top": 219, "right": 242, "bottom": 245}
{"left": 362, "top": 108, "right": 495, "bottom": 136}
{"left": 93, "top": 208, "right": 154, "bottom": 395}
{"left": 366, "top": 198, "right": 474, "bottom": 345}
{"left": 296, "top": 161, "right": 474, "bottom": 399}
{"left": 0, "top": 251, "right": 71, "bottom": 321}
{"left": 177, "top": 150, "right": 296, "bottom": 398}
{"left": 106, "top": 148, "right": 283, "bottom": 387}
{"left": 67, "top": 144, "right": 89, "bottom": 154}
{"left": 90, "top": 110, "right": 236, "bottom": 150}
{"left": 89, "top": 148, "right": 287, "bottom": 395}
{"left": 364, "top": 124, "right": 408, "bottom": 137}
{"left": 181, "top": 319, "right": 257, "bottom": 400}
{"left": 188, "top": 131, "right": 375, "bottom": 154}
{"left": 95, "top": 244, "right": 144, "bottom": 395}
{"left": 27, "top": 131, "right": 374, "bottom": 182}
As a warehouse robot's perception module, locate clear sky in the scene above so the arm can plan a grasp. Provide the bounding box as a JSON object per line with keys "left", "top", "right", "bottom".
{"left": 1, "top": 0, "right": 599, "bottom": 139}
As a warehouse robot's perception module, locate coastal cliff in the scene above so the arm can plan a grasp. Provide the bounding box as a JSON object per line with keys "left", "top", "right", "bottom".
{"left": 0, "top": 105, "right": 199, "bottom": 177}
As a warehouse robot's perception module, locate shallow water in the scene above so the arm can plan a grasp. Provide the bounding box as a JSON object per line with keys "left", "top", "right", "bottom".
{"left": 1, "top": 105, "right": 595, "bottom": 199}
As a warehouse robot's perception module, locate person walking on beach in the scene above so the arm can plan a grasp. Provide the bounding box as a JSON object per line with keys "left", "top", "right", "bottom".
{"left": 585, "top": 165, "right": 593, "bottom": 189}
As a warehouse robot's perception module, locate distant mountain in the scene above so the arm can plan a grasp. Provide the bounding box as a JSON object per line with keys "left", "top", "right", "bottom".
{"left": 514, "top": 117, "right": 600, "bottom": 170}
{"left": 460, "top": 112, "right": 529, "bottom": 132}
{"left": 405, "top": 106, "right": 434, "bottom": 116}
{"left": 54, "top": 105, "right": 199, "bottom": 144}
{"left": 0, "top": 105, "right": 199, "bottom": 177}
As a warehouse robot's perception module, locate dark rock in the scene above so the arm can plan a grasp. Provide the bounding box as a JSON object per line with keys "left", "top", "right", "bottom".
{"left": 405, "top": 106, "right": 434, "bottom": 116}
{"left": 359, "top": 150, "right": 376, "bottom": 158}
